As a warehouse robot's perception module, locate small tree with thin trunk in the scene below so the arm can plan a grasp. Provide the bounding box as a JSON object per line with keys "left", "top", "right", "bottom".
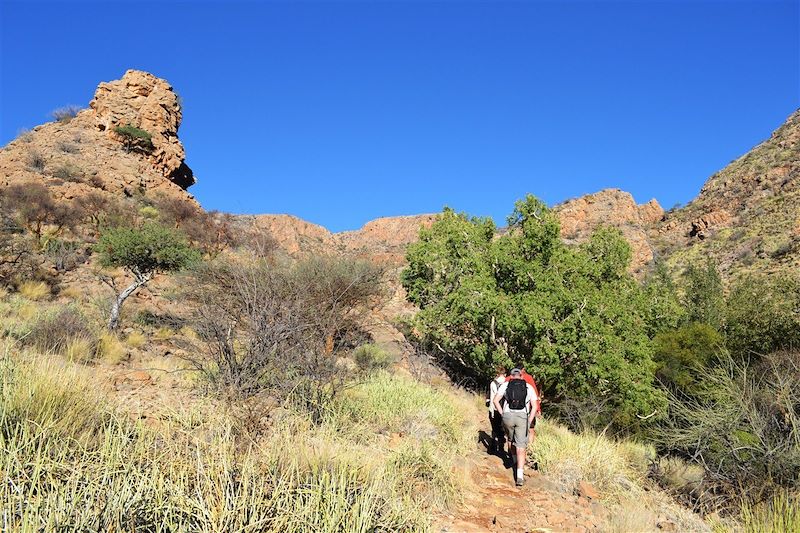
{"left": 96, "top": 223, "right": 200, "bottom": 330}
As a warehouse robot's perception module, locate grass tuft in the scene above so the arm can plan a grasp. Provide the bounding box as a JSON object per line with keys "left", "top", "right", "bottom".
{"left": 18, "top": 280, "right": 50, "bottom": 300}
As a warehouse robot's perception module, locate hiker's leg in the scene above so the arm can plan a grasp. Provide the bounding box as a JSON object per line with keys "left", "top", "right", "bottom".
{"left": 515, "top": 446, "right": 526, "bottom": 473}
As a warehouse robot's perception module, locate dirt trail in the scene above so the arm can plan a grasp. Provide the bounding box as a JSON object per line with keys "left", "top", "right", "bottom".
{"left": 436, "top": 413, "right": 607, "bottom": 533}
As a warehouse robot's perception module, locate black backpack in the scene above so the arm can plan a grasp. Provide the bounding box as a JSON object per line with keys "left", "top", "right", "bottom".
{"left": 506, "top": 379, "right": 527, "bottom": 411}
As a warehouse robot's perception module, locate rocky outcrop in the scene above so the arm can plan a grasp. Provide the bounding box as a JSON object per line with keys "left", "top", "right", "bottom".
{"left": 90, "top": 70, "right": 194, "bottom": 188}
{"left": 655, "top": 108, "right": 800, "bottom": 277}
{"left": 555, "top": 189, "right": 664, "bottom": 273}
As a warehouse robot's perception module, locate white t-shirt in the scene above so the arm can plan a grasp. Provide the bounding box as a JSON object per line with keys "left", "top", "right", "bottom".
{"left": 495, "top": 379, "right": 537, "bottom": 414}
{"left": 488, "top": 376, "right": 505, "bottom": 414}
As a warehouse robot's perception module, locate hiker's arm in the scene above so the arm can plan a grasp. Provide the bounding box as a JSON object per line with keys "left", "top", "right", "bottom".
{"left": 492, "top": 394, "right": 504, "bottom": 415}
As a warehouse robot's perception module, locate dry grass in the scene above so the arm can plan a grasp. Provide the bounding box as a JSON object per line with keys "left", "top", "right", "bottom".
{"left": 125, "top": 330, "right": 147, "bottom": 349}
{"left": 530, "top": 419, "right": 654, "bottom": 501}
{"left": 18, "top": 280, "right": 50, "bottom": 301}
{"left": 153, "top": 326, "right": 175, "bottom": 341}
{"left": 95, "top": 332, "right": 126, "bottom": 364}
{"left": 0, "top": 354, "right": 462, "bottom": 531}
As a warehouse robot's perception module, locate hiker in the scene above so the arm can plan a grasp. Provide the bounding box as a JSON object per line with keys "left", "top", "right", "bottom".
{"left": 486, "top": 365, "right": 506, "bottom": 452}
{"left": 492, "top": 367, "right": 538, "bottom": 486}
{"left": 519, "top": 366, "right": 542, "bottom": 433}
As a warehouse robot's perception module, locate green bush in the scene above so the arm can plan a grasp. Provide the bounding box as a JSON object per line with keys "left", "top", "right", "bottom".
{"left": 725, "top": 273, "right": 800, "bottom": 358}
{"left": 402, "top": 195, "right": 666, "bottom": 431}
{"left": 353, "top": 344, "right": 393, "bottom": 372}
{"left": 113, "top": 124, "right": 154, "bottom": 153}
{"left": 653, "top": 322, "right": 723, "bottom": 395}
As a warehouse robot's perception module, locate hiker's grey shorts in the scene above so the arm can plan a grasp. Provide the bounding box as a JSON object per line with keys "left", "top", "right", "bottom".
{"left": 502, "top": 410, "right": 529, "bottom": 448}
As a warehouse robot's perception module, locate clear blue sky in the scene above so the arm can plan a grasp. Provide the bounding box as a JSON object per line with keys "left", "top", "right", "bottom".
{"left": 2, "top": 1, "right": 798, "bottom": 231}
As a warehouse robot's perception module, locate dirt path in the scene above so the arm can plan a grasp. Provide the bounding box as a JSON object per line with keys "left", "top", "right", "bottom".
{"left": 436, "top": 414, "right": 607, "bottom": 533}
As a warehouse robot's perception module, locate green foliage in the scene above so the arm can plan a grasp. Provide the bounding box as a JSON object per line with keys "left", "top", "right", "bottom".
{"left": 682, "top": 258, "right": 725, "bottom": 330}
{"left": 352, "top": 344, "right": 393, "bottom": 372}
{"left": 113, "top": 124, "right": 154, "bottom": 153}
{"left": 642, "top": 262, "right": 685, "bottom": 337}
{"left": 402, "top": 194, "right": 666, "bottom": 431}
{"left": 725, "top": 273, "right": 800, "bottom": 358}
{"left": 653, "top": 322, "right": 723, "bottom": 394}
{"left": 654, "top": 351, "right": 800, "bottom": 505}
{"left": 96, "top": 223, "right": 200, "bottom": 276}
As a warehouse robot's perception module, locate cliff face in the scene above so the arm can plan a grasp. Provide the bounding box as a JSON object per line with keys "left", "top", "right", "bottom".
{"left": 555, "top": 189, "right": 664, "bottom": 273}
{"left": 0, "top": 70, "right": 195, "bottom": 204}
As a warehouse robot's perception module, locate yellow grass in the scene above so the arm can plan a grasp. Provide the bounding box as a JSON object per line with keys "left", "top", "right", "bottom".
{"left": 95, "top": 332, "right": 126, "bottom": 365}
{"left": 124, "top": 330, "right": 147, "bottom": 348}
{"left": 18, "top": 280, "right": 50, "bottom": 300}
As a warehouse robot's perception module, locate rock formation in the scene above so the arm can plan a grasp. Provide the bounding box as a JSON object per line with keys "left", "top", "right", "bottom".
{"left": 90, "top": 70, "right": 194, "bottom": 189}
{"left": 0, "top": 70, "right": 195, "bottom": 205}
{"left": 554, "top": 189, "right": 664, "bottom": 273}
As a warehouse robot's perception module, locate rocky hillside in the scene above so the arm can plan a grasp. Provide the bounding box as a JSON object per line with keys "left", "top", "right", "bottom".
{"left": 554, "top": 189, "right": 663, "bottom": 274}
{"left": 653, "top": 109, "right": 800, "bottom": 278}
{"left": 0, "top": 70, "right": 195, "bottom": 205}
{"left": 2, "top": 69, "right": 798, "bottom": 294}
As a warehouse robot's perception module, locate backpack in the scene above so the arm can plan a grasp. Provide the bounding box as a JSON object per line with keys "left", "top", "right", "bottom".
{"left": 505, "top": 379, "right": 528, "bottom": 411}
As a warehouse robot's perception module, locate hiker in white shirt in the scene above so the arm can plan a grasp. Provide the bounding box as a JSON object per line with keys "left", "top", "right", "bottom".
{"left": 492, "top": 368, "right": 538, "bottom": 486}
{"left": 486, "top": 365, "right": 506, "bottom": 452}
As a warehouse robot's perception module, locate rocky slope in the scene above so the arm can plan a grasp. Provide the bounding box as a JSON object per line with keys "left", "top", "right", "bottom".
{"left": 653, "top": 109, "right": 800, "bottom": 278}
{"left": 0, "top": 70, "right": 195, "bottom": 204}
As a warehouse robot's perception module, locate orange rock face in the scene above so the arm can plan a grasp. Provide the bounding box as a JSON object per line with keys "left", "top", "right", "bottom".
{"left": 0, "top": 70, "right": 195, "bottom": 205}
{"left": 555, "top": 189, "right": 664, "bottom": 273}
{"left": 90, "top": 70, "right": 194, "bottom": 188}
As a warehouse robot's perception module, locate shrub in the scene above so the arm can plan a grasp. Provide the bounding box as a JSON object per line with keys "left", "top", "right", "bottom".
{"left": 725, "top": 273, "right": 800, "bottom": 358}
{"left": 43, "top": 239, "right": 85, "bottom": 272}
{"left": 187, "top": 256, "right": 382, "bottom": 420}
{"left": 95, "top": 223, "right": 200, "bottom": 329}
{"left": 56, "top": 141, "right": 79, "bottom": 154}
{"left": 682, "top": 258, "right": 725, "bottom": 330}
{"left": 654, "top": 351, "right": 800, "bottom": 510}
{"left": 51, "top": 105, "right": 81, "bottom": 123}
{"left": 26, "top": 307, "right": 92, "bottom": 354}
{"left": 26, "top": 148, "right": 46, "bottom": 172}
{"left": 653, "top": 322, "right": 724, "bottom": 395}
{"left": 402, "top": 196, "right": 666, "bottom": 431}
{"left": 1, "top": 183, "right": 81, "bottom": 247}
{"left": 52, "top": 163, "right": 84, "bottom": 182}
{"left": 353, "top": 343, "right": 393, "bottom": 372}
{"left": 113, "top": 124, "right": 154, "bottom": 153}
{"left": 124, "top": 330, "right": 146, "bottom": 348}
{"left": 95, "top": 332, "right": 125, "bottom": 364}
{"left": 18, "top": 280, "right": 50, "bottom": 301}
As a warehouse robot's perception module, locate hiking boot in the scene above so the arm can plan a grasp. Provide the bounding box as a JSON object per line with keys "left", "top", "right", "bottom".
{"left": 515, "top": 476, "right": 524, "bottom": 487}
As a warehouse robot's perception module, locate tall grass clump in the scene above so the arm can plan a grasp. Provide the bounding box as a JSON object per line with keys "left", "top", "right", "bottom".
{"left": 0, "top": 355, "right": 432, "bottom": 531}
{"left": 740, "top": 492, "right": 800, "bottom": 533}
{"left": 529, "top": 418, "right": 654, "bottom": 501}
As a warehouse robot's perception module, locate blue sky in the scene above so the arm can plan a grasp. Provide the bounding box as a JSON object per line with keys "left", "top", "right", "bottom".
{"left": 1, "top": 1, "right": 798, "bottom": 232}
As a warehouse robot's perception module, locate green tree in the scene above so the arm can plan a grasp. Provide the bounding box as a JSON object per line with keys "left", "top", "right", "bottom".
{"left": 725, "top": 273, "right": 800, "bottom": 358}
{"left": 653, "top": 322, "right": 724, "bottom": 395}
{"left": 682, "top": 258, "right": 725, "bottom": 330}
{"left": 96, "top": 223, "right": 199, "bottom": 330}
{"left": 642, "top": 261, "right": 685, "bottom": 337}
{"left": 403, "top": 195, "right": 666, "bottom": 430}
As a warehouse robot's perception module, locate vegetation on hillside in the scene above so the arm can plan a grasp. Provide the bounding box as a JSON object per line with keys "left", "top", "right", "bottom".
{"left": 404, "top": 195, "right": 800, "bottom": 521}
{"left": 402, "top": 195, "right": 668, "bottom": 431}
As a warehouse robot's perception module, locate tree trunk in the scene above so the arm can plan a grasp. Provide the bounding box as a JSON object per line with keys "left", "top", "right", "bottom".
{"left": 108, "top": 272, "right": 152, "bottom": 330}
